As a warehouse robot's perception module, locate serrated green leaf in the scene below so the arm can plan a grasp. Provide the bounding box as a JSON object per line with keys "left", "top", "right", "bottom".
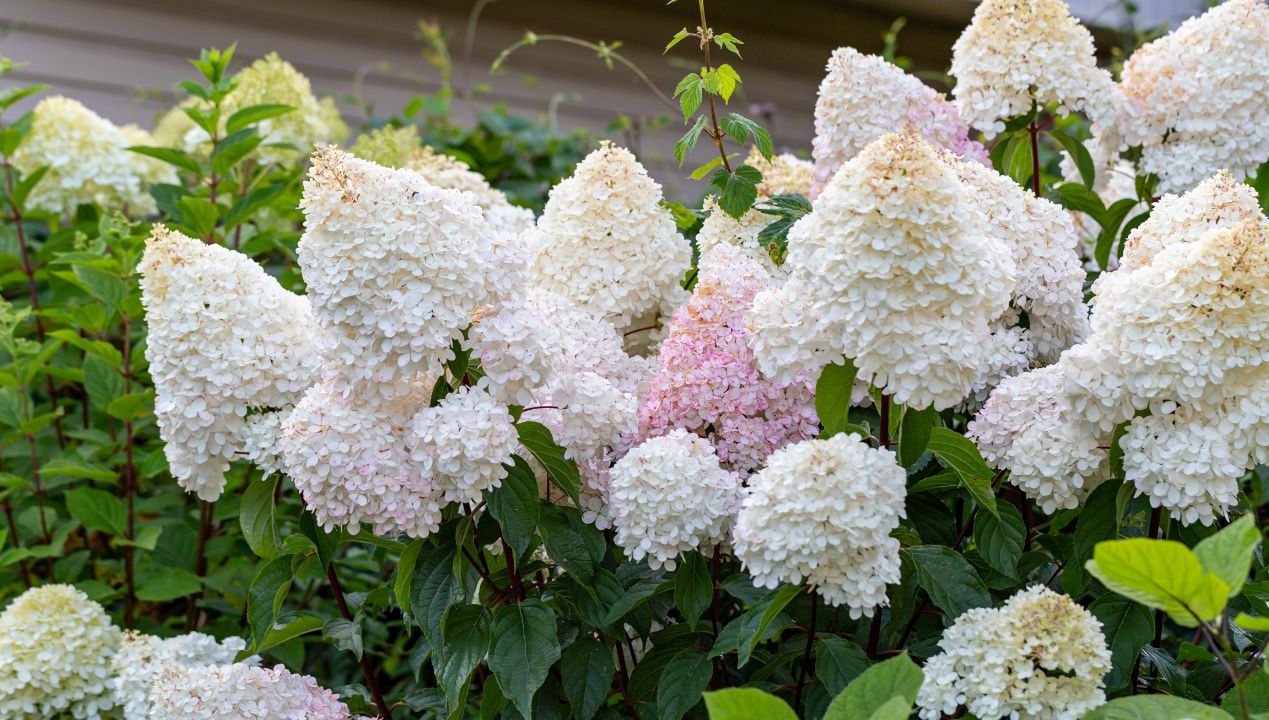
{"left": 822, "top": 651, "right": 923, "bottom": 720}
{"left": 437, "top": 604, "right": 491, "bottom": 712}
{"left": 704, "top": 688, "right": 797, "bottom": 720}
{"left": 560, "top": 635, "right": 614, "bottom": 720}
{"left": 1051, "top": 129, "right": 1096, "bottom": 189}
{"left": 1090, "top": 593, "right": 1154, "bottom": 692}
{"left": 239, "top": 473, "right": 282, "bottom": 559}
{"left": 224, "top": 103, "right": 294, "bottom": 135}
{"left": 1194, "top": 513, "right": 1259, "bottom": 598}
{"left": 673, "top": 72, "right": 703, "bottom": 123}
{"left": 516, "top": 424, "right": 580, "bottom": 505}
{"left": 974, "top": 501, "right": 1025, "bottom": 577}
{"left": 674, "top": 552, "right": 714, "bottom": 630}
{"left": 1084, "top": 695, "right": 1233, "bottom": 720}
{"left": 897, "top": 405, "right": 935, "bottom": 467}
{"left": 926, "top": 427, "right": 998, "bottom": 518}
{"left": 64, "top": 486, "right": 125, "bottom": 535}
{"left": 128, "top": 146, "right": 202, "bottom": 175}
{"left": 715, "top": 163, "right": 761, "bottom": 219}
{"left": 1086, "top": 538, "right": 1229, "bottom": 627}
{"left": 656, "top": 649, "right": 713, "bottom": 720}
{"left": 718, "top": 113, "right": 772, "bottom": 160}
{"left": 674, "top": 114, "right": 708, "bottom": 167}
{"left": 664, "top": 28, "right": 690, "bottom": 54}
{"left": 489, "top": 600, "right": 560, "bottom": 719}
{"left": 323, "top": 616, "right": 363, "bottom": 660}
{"left": 815, "top": 637, "right": 870, "bottom": 696}
{"left": 907, "top": 545, "right": 991, "bottom": 619}
{"left": 487, "top": 456, "right": 540, "bottom": 557}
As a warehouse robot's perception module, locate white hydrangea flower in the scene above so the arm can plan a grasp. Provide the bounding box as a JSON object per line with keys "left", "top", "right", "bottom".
{"left": 148, "top": 663, "right": 363, "bottom": 720}
{"left": 744, "top": 146, "right": 813, "bottom": 199}
{"left": 280, "top": 375, "right": 442, "bottom": 538}
{"left": 608, "top": 429, "right": 743, "bottom": 570}
{"left": 962, "top": 319, "right": 1035, "bottom": 412}
{"left": 733, "top": 434, "right": 906, "bottom": 617}
{"left": 138, "top": 227, "right": 319, "bottom": 501}
{"left": 695, "top": 201, "right": 782, "bottom": 279}
{"left": 938, "top": 148, "right": 1090, "bottom": 369}
{"left": 110, "top": 631, "right": 252, "bottom": 720}
{"left": 1109, "top": 0, "right": 1269, "bottom": 193}
{"left": 410, "top": 385, "right": 518, "bottom": 505}
{"left": 809, "top": 47, "right": 986, "bottom": 197}
{"left": 0, "top": 584, "right": 119, "bottom": 720}
{"left": 918, "top": 586, "right": 1112, "bottom": 720}
{"left": 525, "top": 141, "right": 690, "bottom": 327}
{"left": 747, "top": 131, "right": 1015, "bottom": 410}
{"left": 950, "top": 0, "right": 1114, "bottom": 138}
{"left": 238, "top": 408, "right": 294, "bottom": 477}
{"left": 406, "top": 147, "right": 535, "bottom": 237}
{"left": 298, "top": 147, "right": 519, "bottom": 398}
{"left": 469, "top": 302, "right": 553, "bottom": 406}
{"left": 968, "top": 365, "right": 1109, "bottom": 513}
{"left": 11, "top": 96, "right": 153, "bottom": 217}
{"left": 538, "top": 371, "right": 640, "bottom": 461}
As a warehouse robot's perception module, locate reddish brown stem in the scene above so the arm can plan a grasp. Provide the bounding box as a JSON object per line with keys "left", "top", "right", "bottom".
{"left": 1028, "top": 120, "right": 1042, "bottom": 197}
{"left": 2, "top": 499, "right": 32, "bottom": 588}
{"left": 696, "top": 1, "right": 732, "bottom": 174}
{"left": 793, "top": 589, "right": 818, "bottom": 715}
{"left": 325, "top": 560, "right": 393, "bottom": 720}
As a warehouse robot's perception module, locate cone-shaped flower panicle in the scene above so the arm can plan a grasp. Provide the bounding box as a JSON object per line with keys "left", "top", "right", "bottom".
{"left": 747, "top": 131, "right": 1015, "bottom": 410}
{"left": 950, "top": 0, "right": 1113, "bottom": 137}
{"left": 1110, "top": 0, "right": 1269, "bottom": 193}
{"left": 111, "top": 631, "right": 253, "bottom": 720}
{"left": 525, "top": 141, "right": 690, "bottom": 326}
{"left": 12, "top": 96, "right": 163, "bottom": 217}
{"left": 149, "top": 663, "right": 369, "bottom": 720}
{"left": 0, "top": 584, "right": 120, "bottom": 720}
{"left": 917, "top": 586, "right": 1112, "bottom": 720}
{"left": 298, "top": 147, "right": 519, "bottom": 398}
{"left": 733, "top": 433, "right": 906, "bottom": 617}
{"left": 406, "top": 147, "right": 535, "bottom": 237}
{"left": 608, "top": 429, "right": 743, "bottom": 570}
{"left": 810, "top": 47, "right": 986, "bottom": 197}
{"left": 138, "top": 227, "right": 320, "bottom": 501}
{"left": 636, "top": 244, "right": 816, "bottom": 474}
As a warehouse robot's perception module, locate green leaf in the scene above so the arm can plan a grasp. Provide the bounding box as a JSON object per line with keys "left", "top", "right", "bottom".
{"left": 1063, "top": 479, "right": 1123, "bottom": 597}
{"left": 746, "top": 584, "right": 802, "bottom": 660}
{"left": 1090, "top": 593, "right": 1154, "bottom": 692}
{"left": 395, "top": 538, "right": 424, "bottom": 617}
{"left": 712, "top": 164, "right": 762, "bottom": 219}
{"left": 815, "top": 637, "right": 870, "bottom": 696}
{"left": 224, "top": 181, "right": 288, "bottom": 229}
{"left": 673, "top": 72, "right": 703, "bottom": 123}
{"left": 81, "top": 355, "right": 124, "bottom": 412}
{"left": 1085, "top": 538, "right": 1230, "bottom": 627}
{"left": 516, "top": 424, "right": 580, "bottom": 506}
{"left": 74, "top": 265, "right": 125, "bottom": 313}
{"left": 64, "top": 486, "right": 126, "bottom": 535}
{"left": 135, "top": 567, "right": 201, "bottom": 602}
{"left": 106, "top": 391, "right": 153, "bottom": 422}
{"left": 40, "top": 458, "right": 115, "bottom": 483}
{"left": 674, "top": 552, "right": 714, "bottom": 630}
{"left": 1051, "top": 182, "right": 1107, "bottom": 222}
{"left": 410, "top": 536, "right": 460, "bottom": 645}
{"left": 251, "top": 615, "right": 323, "bottom": 658}
{"left": 1083, "top": 695, "right": 1234, "bottom": 720}
{"left": 674, "top": 114, "right": 708, "bottom": 167}
{"left": 1004, "top": 132, "right": 1034, "bottom": 189}
{"left": 713, "top": 33, "right": 744, "bottom": 58}
{"left": 1193, "top": 513, "right": 1259, "bottom": 598}
{"left": 1051, "top": 129, "right": 1096, "bottom": 189}
{"left": 176, "top": 197, "right": 219, "bottom": 239}
{"left": 239, "top": 473, "right": 282, "bottom": 559}
{"left": 711, "top": 64, "right": 741, "bottom": 103}
{"left": 488, "top": 599, "right": 560, "bottom": 719}
{"left": 437, "top": 604, "right": 492, "bottom": 712}
{"left": 907, "top": 545, "right": 991, "bottom": 619}
{"left": 1096, "top": 197, "right": 1139, "bottom": 270}
{"left": 973, "top": 501, "right": 1025, "bottom": 577}
{"left": 656, "top": 649, "right": 713, "bottom": 720}
{"left": 210, "top": 129, "right": 263, "bottom": 175}
{"left": 926, "top": 427, "right": 998, "bottom": 518}
{"left": 323, "top": 616, "right": 363, "bottom": 660}
{"left": 224, "top": 103, "right": 294, "bottom": 135}
{"left": 689, "top": 154, "right": 734, "bottom": 181}
{"left": 560, "top": 635, "right": 614, "bottom": 720}
{"left": 1222, "top": 669, "right": 1269, "bottom": 719}
{"left": 704, "top": 689, "right": 796, "bottom": 719}
{"left": 718, "top": 113, "right": 772, "bottom": 161}
{"left": 1235, "top": 613, "right": 1269, "bottom": 632}
{"left": 897, "top": 405, "right": 935, "bottom": 467}
{"left": 822, "top": 651, "right": 923, "bottom": 720}
{"left": 248, "top": 555, "right": 293, "bottom": 649}
{"left": 128, "top": 146, "right": 202, "bottom": 175}
{"left": 664, "top": 28, "right": 690, "bottom": 54}
{"left": 540, "top": 504, "right": 605, "bottom": 585}
{"left": 11, "top": 165, "right": 48, "bottom": 209}
{"left": 816, "top": 358, "right": 859, "bottom": 437}
{"left": 488, "top": 456, "right": 540, "bottom": 557}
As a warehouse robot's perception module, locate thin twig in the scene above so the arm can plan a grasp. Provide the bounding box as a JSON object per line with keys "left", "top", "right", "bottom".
{"left": 794, "top": 589, "right": 818, "bottom": 715}
{"left": 325, "top": 559, "right": 393, "bottom": 719}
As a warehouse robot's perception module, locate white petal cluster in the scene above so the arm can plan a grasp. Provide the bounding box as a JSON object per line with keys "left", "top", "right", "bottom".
{"left": 608, "top": 430, "right": 743, "bottom": 570}
{"left": 695, "top": 201, "right": 782, "bottom": 279}
{"left": 410, "top": 385, "right": 518, "bottom": 505}
{"left": 138, "top": 227, "right": 320, "bottom": 501}
{"left": 1108, "top": 0, "right": 1269, "bottom": 193}
{"left": 406, "top": 147, "right": 535, "bottom": 237}
{"left": 110, "top": 631, "right": 251, "bottom": 720}
{"left": 747, "top": 131, "right": 1015, "bottom": 410}
{"left": 12, "top": 96, "right": 159, "bottom": 217}
{"left": 971, "top": 172, "right": 1269, "bottom": 524}
{"left": 733, "top": 434, "right": 906, "bottom": 617}
{"left": 745, "top": 146, "right": 813, "bottom": 199}
{"left": 918, "top": 586, "right": 1112, "bottom": 720}
{"left": 280, "top": 375, "right": 442, "bottom": 538}
{"left": 809, "top": 47, "right": 986, "bottom": 197}
{"left": 238, "top": 408, "right": 294, "bottom": 477}
{"left": 0, "top": 584, "right": 120, "bottom": 720}
{"left": 950, "top": 0, "right": 1114, "bottom": 137}
{"left": 298, "top": 147, "right": 518, "bottom": 397}
{"left": 525, "top": 141, "right": 690, "bottom": 326}
{"left": 469, "top": 303, "right": 553, "bottom": 406}
{"left": 148, "top": 663, "right": 363, "bottom": 720}
{"left": 968, "top": 365, "right": 1109, "bottom": 512}
{"left": 938, "top": 148, "right": 1090, "bottom": 368}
